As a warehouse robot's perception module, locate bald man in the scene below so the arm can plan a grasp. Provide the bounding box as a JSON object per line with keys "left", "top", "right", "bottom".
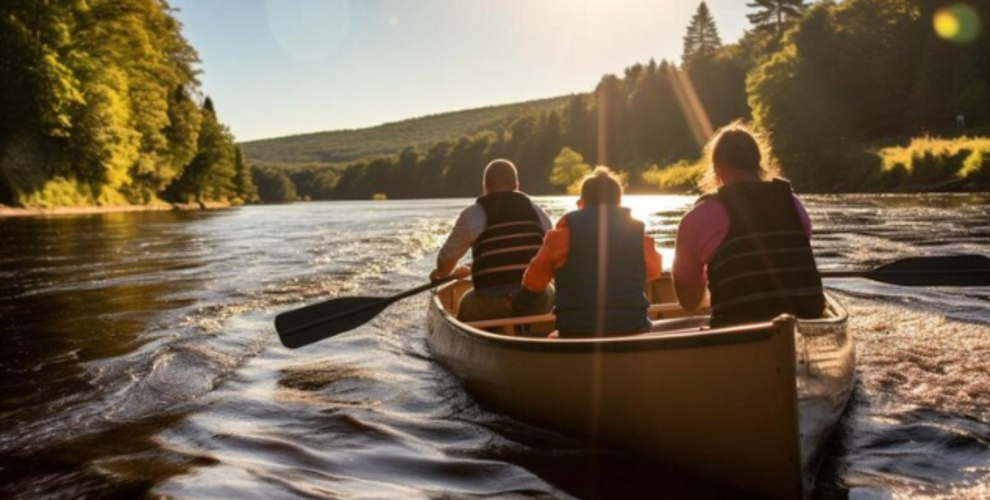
{"left": 430, "top": 159, "right": 555, "bottom": 322}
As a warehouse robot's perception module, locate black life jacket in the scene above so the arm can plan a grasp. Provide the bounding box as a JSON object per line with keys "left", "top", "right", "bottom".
{"left": 554, "top": 206, "right": 651, "bottom": 337}
{"left": 471, "top": 191, "right": 546, "bottom": 293}
{"left": 707, "top": 179, "right": 825, "bottom": 328}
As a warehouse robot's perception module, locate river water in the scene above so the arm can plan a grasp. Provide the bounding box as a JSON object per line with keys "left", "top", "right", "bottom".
{"left": 1, "top": 195, "right": 988, "bottom": 499}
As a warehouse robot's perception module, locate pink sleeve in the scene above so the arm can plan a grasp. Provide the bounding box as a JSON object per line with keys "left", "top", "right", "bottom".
{"left": 673, "top": 200, "right": 730, "bottom": 286}
{"left": 673, "top": 196, "right": 810, "bottom": 286}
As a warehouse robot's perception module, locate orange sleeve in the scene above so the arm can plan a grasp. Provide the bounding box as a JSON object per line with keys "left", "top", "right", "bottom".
{"left": 522, "top": 220, "right": 570, "bottom": 292}
{"left": 644, "top": 235, "right": 662, "bottom": 282}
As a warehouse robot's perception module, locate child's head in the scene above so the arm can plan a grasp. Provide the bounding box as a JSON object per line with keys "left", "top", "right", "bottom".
{"left": 701, "top": 121, "right": 779, "bottom": 192}
{"left": 578, "top": 166, "right": 623, "bottom": 207}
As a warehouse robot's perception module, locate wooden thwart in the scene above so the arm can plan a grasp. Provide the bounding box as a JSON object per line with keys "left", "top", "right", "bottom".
{"left": 465, "top": 302, "right": 698, "bottom": 331}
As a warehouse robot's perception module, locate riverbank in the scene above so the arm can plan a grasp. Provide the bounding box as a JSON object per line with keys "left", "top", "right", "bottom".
{"left": 0, "top": 201, "right": 232, "bottom": 218}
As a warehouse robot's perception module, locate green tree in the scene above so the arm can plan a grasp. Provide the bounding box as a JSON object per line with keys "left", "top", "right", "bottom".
{"left": 288, "top": 164, "right": 338, "bottom": 200}
{"left": 748, "top": 8, "right": 849, "bottom": 188}
{"left": 165, "top": 98, "right": 236, "bottom": 204}
{"left": 162, "top": 86, "right": 203, "bottom": 188}
{"left": 747, "top": 0, "right": 807, "bottom": 35}
{"left": 252, "top": 166, "right": 297, "bottom": 203}
{"left": 0, "top": 1, "right": 84, "bottom": 203}
{"left": 0, "top": 0, "right": 237, "bottom": 207}
{"left": 550, "top": 147, "right": 591, "bottom": 194}
{"left": 0, "top": 1, "right": 83, "bottom": 144}
{"left": 445, "top": 133, "right": 495, "bottom": 196}
{"left": 71, "top": 0, "right": 204, "bottom": 202}
{"left": 232, "top": 147, "right": 258, "bottom": 204}
{"left": 682, "top": 2, "right": 723, "bottom": 64}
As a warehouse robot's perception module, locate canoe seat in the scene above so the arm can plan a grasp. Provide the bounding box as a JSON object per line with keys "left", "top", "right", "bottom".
{"left": 465, "top": 303, "right": 705, "bottom": 336}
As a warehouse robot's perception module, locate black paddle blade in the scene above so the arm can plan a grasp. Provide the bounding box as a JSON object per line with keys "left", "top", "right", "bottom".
{"left": 276, "top": 296, "right": 389, "bottom": 349}
{"left": 864, "top": 255, "right": 990, "bottom": 287}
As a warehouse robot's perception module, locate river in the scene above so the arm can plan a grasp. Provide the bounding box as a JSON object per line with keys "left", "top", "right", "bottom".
{"left": 1, "top": 195, "right": 989, "bottom": 499}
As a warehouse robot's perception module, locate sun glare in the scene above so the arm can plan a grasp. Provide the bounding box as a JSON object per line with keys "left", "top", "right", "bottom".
{"left": 667, "top": 67, "right": 714, "bottom": 148}
{"left": 622, "top": 194, "right": 691, "bottom": 223}
{"left": 934, "top": 4, "right": 982, "bottom": 44}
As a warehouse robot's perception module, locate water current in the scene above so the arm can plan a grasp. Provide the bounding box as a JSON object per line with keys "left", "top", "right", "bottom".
{"left": 1, "top": 195, "right": 989, "bottom": 499}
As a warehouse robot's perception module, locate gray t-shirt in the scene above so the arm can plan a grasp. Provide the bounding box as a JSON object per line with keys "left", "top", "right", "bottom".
{"left": 438, "top": 198, "right": 553, "bottom": 266}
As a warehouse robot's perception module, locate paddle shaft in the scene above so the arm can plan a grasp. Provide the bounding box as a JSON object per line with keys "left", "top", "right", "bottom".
{"left": 280, "top": 276, "right": 456, "bottom": 338}
{"left": 821, "top": 269, "right": 990, "bottom": 278}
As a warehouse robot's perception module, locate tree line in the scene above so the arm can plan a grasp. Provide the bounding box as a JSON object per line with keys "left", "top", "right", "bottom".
{"left": 254, "top": 48, "right": 747, "bottom": 202}
{"left": 0, "top": 0, "right": 257, "bottom": 208}
{"left": 255, "top": 0, "right": 990, "bottom": 203}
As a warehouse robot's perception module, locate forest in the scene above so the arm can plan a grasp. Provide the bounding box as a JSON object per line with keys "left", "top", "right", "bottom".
{"left": 251, "top": 0, "right": 990, "bottom": 203}
{"left": 3, "top": 1, "right": 988, "bottom": 208}
{"left": 0, "top": 0, "right": 256, "bottom": 208}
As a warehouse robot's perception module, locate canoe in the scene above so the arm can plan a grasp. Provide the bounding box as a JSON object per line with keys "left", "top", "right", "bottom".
{"left": 426, "top": 276, "right": 854, "bottom": 500}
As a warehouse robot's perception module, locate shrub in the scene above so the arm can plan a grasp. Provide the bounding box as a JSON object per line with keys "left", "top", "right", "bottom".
{"left": 877, "top": 136, "right": 990, "bottom": 189}
{"left": 642, "top": 160, "right": 706, "bottom": 193}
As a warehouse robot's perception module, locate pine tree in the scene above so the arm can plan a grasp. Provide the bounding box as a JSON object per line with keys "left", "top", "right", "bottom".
{"left": 232, "top": 147, "right": 258, "bottom": 204}
{"left": 746, "top": 0, "right": 806, "bottom": 35}
{"left": 682, "top": 2, "right": 723, "bottom": 64}
{"left": 165, "top": 97, "right": 236, "bottom": 204}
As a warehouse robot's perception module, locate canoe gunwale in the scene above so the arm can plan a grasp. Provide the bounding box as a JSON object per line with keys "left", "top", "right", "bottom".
{"left": 429, "top": 280, "right": 847, "bottom": 354}
{"left": 801, "top": 293, "right": 849, "bottom": 332}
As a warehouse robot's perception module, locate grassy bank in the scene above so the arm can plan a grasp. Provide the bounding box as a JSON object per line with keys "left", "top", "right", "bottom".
{"left": 641, "top": 135, "right": 990, "bottom": 194}
{"left": 878, "top": 136, "right": 990, "bottom": 190}
{"left": 0, "top": 173, "right": 243, "bottom": 214}
{"left": 0, "top": 201, "right": 233, "bottom": 218}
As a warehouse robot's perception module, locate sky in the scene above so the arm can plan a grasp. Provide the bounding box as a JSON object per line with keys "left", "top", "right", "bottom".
{"left": 169, "top": 0, "right": 759, "bottom": 142}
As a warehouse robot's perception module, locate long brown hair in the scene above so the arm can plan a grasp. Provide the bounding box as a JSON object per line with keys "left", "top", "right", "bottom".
{"left": 699, "top": 121, "right": 780, "bottom": 193}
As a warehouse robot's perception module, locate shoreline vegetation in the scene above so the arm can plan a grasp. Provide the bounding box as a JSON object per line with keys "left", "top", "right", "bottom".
{"left": 4, "top": 1, "right": 990, "bottom": 209}
{"left": 0, "top": 2, "right": 258, "bottom": 211}
{"left": 0, "top": 200, "right": 231, "bottom": 218}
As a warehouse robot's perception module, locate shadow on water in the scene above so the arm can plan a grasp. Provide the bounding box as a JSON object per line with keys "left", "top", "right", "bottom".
{"left": 471, "top": 418, "right": 758, "bottom": 500}
{"left": 0, "top": 212, "right": 221, "bottom": 498}
{"left": 0, "top": 412, "right": 209, "bottom": 499}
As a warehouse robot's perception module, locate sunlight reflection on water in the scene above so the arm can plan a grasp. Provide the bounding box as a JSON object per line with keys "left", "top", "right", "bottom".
{"left": 1, "top": 195, "right": 988, "bottom": 499}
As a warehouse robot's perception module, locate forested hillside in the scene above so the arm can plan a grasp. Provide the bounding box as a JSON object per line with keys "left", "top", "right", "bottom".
{"left": 240, "top": 97, "right": 571, "bottom": 165}
{"left": 5, "top": 1, "right": 986, "bottom": 208}
{"left": 0, "top": 0, "right": 256, "bottom": 208}
{"left": 253, "top": 0, "right": 990, "bottom": 203}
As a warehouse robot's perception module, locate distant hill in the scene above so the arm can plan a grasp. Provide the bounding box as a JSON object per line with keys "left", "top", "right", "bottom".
{"left": 240, "top": 96, "right": 573, "bottom": 165}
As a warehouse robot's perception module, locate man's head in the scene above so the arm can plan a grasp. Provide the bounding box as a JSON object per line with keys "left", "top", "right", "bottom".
{"left": 483, "top": 159, "right": 520, "bottom": 194}
{"left": 578, "top": 166, "right": 623, "bottom": 208}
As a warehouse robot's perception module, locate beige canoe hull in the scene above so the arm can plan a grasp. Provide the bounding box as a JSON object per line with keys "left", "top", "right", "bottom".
{"left": 426, "top": 278, "right": 854, "bottom": 500}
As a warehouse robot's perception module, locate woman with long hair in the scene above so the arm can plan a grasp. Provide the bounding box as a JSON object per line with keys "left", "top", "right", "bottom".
{"left": 672, "top": 121, "right": 825, "bottom": 328}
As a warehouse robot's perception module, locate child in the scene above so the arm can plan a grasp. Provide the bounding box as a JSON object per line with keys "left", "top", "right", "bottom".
{"left": 514, "top": 167, "right": 661, "bottom": 338}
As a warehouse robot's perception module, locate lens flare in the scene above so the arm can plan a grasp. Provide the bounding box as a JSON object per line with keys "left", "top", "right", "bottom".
{"left": 934, "top": 4, "right": 982, "bottom": 44}
{"left": 666, "top": 66, "right": 714, "bottom": 148}
{"left": 266, "top": 0, "right": 352, "bottom": 61}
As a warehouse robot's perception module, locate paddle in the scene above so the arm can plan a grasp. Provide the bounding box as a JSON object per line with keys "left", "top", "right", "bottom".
{"left": 820, "top": 254, "right": 990, "bottom": 287}
{"left": 276, "top": 255, "right": 988, "bottom": 349}
{"left": 276, "top": 276, "right": 457, "bottom": 349}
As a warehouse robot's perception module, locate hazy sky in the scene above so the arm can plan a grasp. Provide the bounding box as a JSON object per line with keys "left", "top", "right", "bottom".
{"left": 170, "top": 0, "right": 762, "bottom": 142}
